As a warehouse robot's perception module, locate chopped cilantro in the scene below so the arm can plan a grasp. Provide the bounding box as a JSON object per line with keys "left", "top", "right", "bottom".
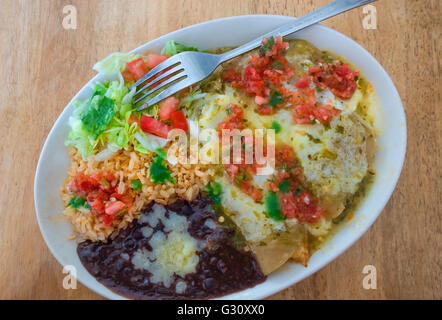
{"left": 272, "top": 61, "right": 283, "bottom": 70}
{"left": 268, "top": 90, "right": 283, "bottom": 107}
{"left": 265, "top": 192, "right": 284, "bottom": 221}
{"left": 278, "top": 179, "right": 291, "bottom": 193}
{"left": 236, "top": 175, "right": 244, "bottom": 184}
{"left": 295, "top": 187, "right": 303, "bottom": 196}
{"left": 323, "top": 56, "right": 334, "bottom": 63}
{"left": 205, "top": 182, "right": 223, "bottom": 205}
{"left": 68, "top": 196, "right": 88, "bottom": 209}
{"left": 226, "top": 108, "right": 232, "bottom": 115}
{"left": 154, "top": 147, "right": 167, "bottom": 159}
{"left": 149, "top": 148, "right": 176, "bottom": 184}
{"left": 259, "top": 36, "right": 275, "bottom": 56}
{"left": 130, "top": 179, "right": 142, "bottom": 191}
{"left": 270, "top": 121, "right": 282, "bottom": 134}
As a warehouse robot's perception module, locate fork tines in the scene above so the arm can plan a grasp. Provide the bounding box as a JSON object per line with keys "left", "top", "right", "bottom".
{"left": 130, "top": 55, "right": 188, "bottom": 109}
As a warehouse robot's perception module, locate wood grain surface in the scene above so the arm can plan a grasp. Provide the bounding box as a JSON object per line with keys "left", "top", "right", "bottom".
{"left": 0, "top": 0, "right": 440, "bottom": 300}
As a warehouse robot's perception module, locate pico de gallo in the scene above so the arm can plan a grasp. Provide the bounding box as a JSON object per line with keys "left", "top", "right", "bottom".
{"left": 266, "top": 145, "right": 326, "bottom": 223}
{"left": 222, "top": 36, "right": 359, "bottom": 125}
{"left": 68, "top": 171, "right": 134, "bottom": 227}
{"left": 218, "top": 104, "right": 264, "bottom": 202}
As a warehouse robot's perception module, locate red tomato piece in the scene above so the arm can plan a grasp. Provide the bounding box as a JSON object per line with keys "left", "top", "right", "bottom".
{"left": 255, "top": 95, "right": 269, "bottom": 105}
{"left": 89, "top": 198, "right": 105, "bottom": 215}
{"left": 122, "top": 69, "right": 136, "bottom": 82}
{"left": 313, "top": 104, "right": 342, "bottom": 123}
{"left": 159, "top": 96, "right": 179, "bottom": 120}
{"left": 105, "top": 201, "right": 126, "bottom": 216}
{"left": 146, "top": 54, "right": 169, "bottom": 69}
{"left": 111, "top": 193, "right": 134, "bottom": 208}
{"left": 257, "top": 105, "right": 276, "bottom": 115}
{"left": 126, "top": 57, "right": 148, "bottom": 81}
{"left": 128, "top": 114, "right": 140, "bottom": 125}
{"left": 170, "top": 110, "right": 189, "bottom": 132}
{"left": 140, "top": 115, "right": 170, "bottom": 138}
{"left": 240, "top": 180, "right": 263, "bottom": 202}
{"left": 222, "top": 67, "right": 242, "bottom": 83}
{"left": 295, "top": 75, "right": 311, "bottom": 88}
{"left": 100, "top": 214, "right": 114, "bottom": 227}
{"left": 293, "top": 104, "right": 315, "bottom": 124}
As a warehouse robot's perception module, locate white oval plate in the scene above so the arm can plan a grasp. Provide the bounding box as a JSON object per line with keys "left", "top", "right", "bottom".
{"left": 34, "top": 15, "right": 406, "bottom": 300}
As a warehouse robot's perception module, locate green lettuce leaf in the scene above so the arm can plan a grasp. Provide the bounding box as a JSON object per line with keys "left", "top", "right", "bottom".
{"left": 65, "top": 117, "right": 95, "bottom": 159}
{"left": 161, "top": 40, "right": 198, "bottom": 56}
{"left": 105, "top": 79, "right": 129, "bottom": 105}
{"left": 81, "top": 94, "right": 115, "bottom": 139}
{"left": 93, "top": 52, "right": 140, "bottom": 75}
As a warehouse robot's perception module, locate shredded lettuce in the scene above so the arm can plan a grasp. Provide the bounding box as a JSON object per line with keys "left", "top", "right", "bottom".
{"left": 80, "top": 88, "right": 115, "bottom": 139}
{"left": 181, "top": 85, "right": 206, "bottom": 119}
{"left": 161, "top": 40, "right": 199, "bottom": 56}
{"left": 93, "top": 52, "right": 140, "bottom": 75}
{"left": 133, "top": 132, "right": 168, "bottom": 152}
{"left": 122, "top": 86, "right": 136, "bottom": 105}
{"left": 105, "top": 77, "right": 128, "bottom": 104}
{"left": 65, "top": 116, "right": 95, "bottom": 159}
{"left": 67, "top": 43, "right": 201, "bottom": 160}
{"left": 94, "top": 143, "right": 121, "bottom": 161}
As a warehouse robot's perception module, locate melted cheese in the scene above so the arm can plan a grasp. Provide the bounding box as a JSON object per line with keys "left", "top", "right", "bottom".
{"left": 242, "top": 105, "right": 368, "bottom": 198}
{"left": 132, "top": 204, "right": 199, "bottom": 288}
{"left": 216, "top": 175, "right": 286, "bottom": 244}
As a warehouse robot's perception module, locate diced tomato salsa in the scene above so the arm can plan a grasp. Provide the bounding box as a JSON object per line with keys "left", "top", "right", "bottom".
{"left": 218, "top": 104, "right": 263, "bottom": 202}
{"left": 222, "top": 36, "right": 294, "bottom": 115}
{"left": 267, "top": 145, "right": 326, "bottom": 223}
{"left": 217, "top": 104, "right": 244, "bottom": 133}
{"left": 222, "top": 37, "right": 359, "bottom": 125}
{"left": 308, "top": 61, "right": 359, "bottom": 100}
{"left": 291, "top": 87, "right": 342, "bottom": 125}
{"left": 68, "top": 171, "right": 134, "bottom": 227}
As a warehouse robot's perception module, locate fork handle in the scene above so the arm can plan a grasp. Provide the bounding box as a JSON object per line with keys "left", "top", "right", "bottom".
{"left": 218, "top": 0, "right": 376, "bottom": 63}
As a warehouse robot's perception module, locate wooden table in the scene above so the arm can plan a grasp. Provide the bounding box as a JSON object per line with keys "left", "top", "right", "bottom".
{"left": 0, "top": 0, "right": 440, "bottom": 300}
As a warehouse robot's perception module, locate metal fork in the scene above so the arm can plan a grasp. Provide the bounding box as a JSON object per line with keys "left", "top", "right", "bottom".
{"left": 134, "top": 0, "right": 376, "bottom": 110}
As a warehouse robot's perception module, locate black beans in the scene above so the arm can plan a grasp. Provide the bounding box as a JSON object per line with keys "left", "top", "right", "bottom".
{"left": 77, "top": 196, "right": 266, "bottom": 299}
{"left": 203, "top": 278, "right": 216, "bottom": 291}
